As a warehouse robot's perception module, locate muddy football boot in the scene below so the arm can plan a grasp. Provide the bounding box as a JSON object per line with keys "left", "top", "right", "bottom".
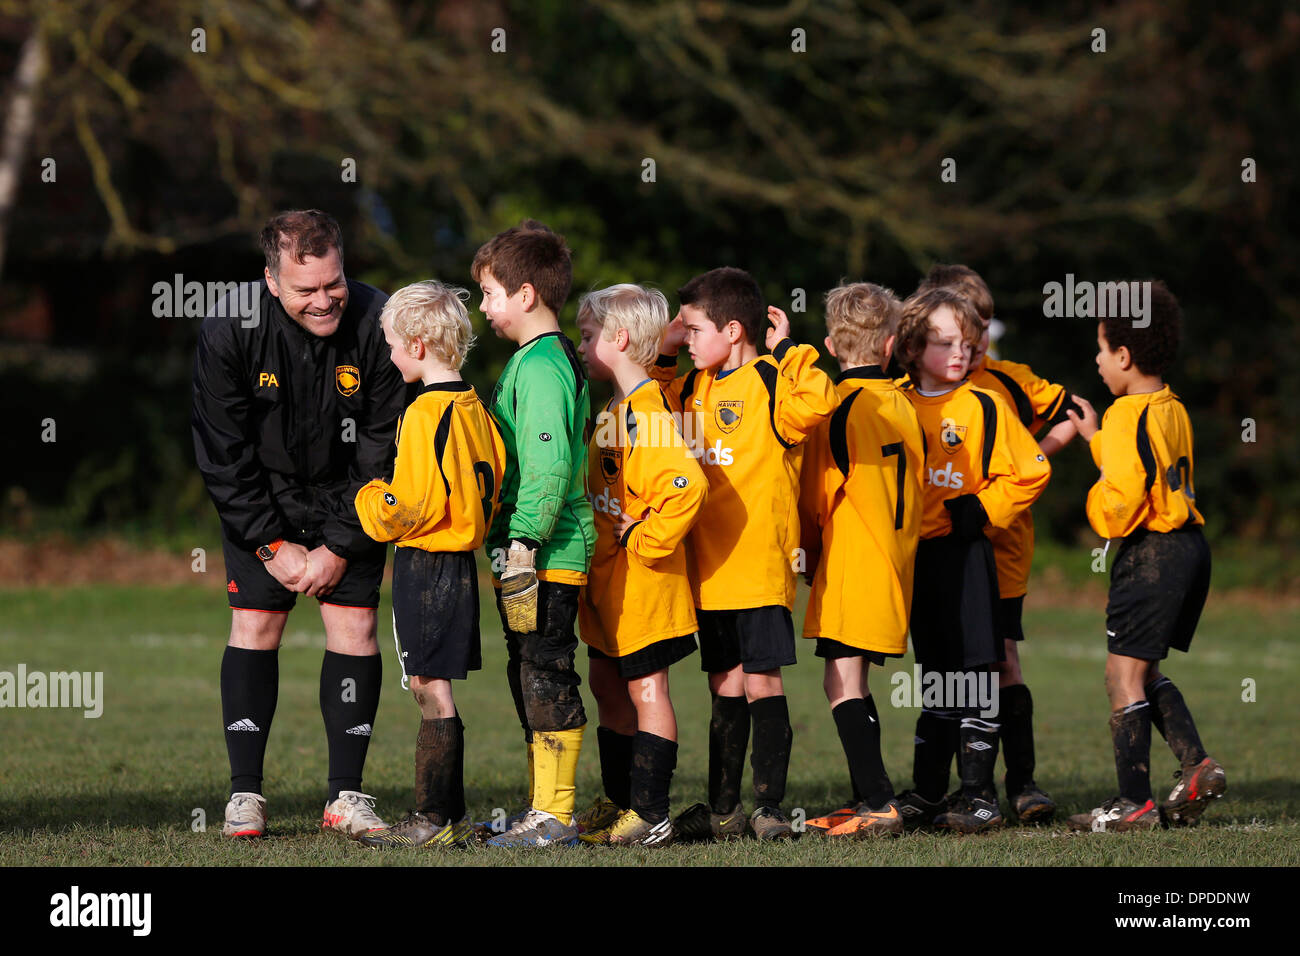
{"left": 749, "top": 806, "right": 795, "bottom": 841}
{"left": 804, "top": 802, "right": 862, "bottom": 835}
{"left": 934, "top": 794, "right": 1004, "bottom": 834}
{"left": 1161, "top": 757, "right": 1226, "bottom": 827}
{"left": 894, "top": 789, "right": 946, "bottom": 830}
{"left": 826, "top": 800, "right": 904, "bottom": 838}
{"left": 1007, "top": 780, "right": 1057, "bottom": 824}
{"left": 671, "top": 803, "right": 714, "bottom": 843}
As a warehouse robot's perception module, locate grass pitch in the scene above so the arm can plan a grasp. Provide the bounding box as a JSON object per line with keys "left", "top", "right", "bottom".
{"left": 1, "top": 573, "right": 1297, "bottom": 867}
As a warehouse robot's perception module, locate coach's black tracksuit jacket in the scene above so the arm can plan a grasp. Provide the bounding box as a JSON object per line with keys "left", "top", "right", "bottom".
{"left": 191, "top": 279, "right": 408, "bottom": 559}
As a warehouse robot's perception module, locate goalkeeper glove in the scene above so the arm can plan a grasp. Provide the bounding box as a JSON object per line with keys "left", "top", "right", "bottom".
{"left": 500, "top": 540, "right": 539, "bottom": 633}
{"left": 944, "top": 494, "right": 990, "bottom": 541}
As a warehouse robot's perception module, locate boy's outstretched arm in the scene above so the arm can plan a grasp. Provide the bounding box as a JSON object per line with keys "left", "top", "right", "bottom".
{"left": 354, "top": 404, "right": 449, "bottom": 543}
{"left": 764, "top": 306, "right": 840, "bottom": 446}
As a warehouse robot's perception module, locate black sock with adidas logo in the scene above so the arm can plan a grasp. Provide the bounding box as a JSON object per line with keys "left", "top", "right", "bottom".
{"left": 749, "top": 695, "right": 793, "bottom": 810}
{"left": 832, "top": 696, "right": 894, "bottom": 811}
{"left": 415, "top": 716, "right": 460, "bottom": 826}
{"left": 320, "top": 650, "right": 382, "bottom": 801}
{"left": 630, "top": 731, "right": 678, "bottom": 824}
{"left": 597, "top": 725, "right": 635, "bottom": 810}
{"left": 1110, "top": 700, "right": 1153, "bottom": 804}
{"left": 221, "top": 646, "right": 278, "bottom": 796}
{"left": 1144, "top": 676, "right": 1207, "bottom": 767}
{"left": 708, "top": 694, "right": 750, "bottom": 814}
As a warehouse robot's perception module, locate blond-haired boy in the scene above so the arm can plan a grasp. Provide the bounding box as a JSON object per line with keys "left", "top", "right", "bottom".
{"left": 799, "top": 282, "right": 924, "bottom": 837}
{"left": 572, "top": 284, "right": 708, "bottom": 846}
{"left": 354, "top": 280, "right": 506, "bottom": 848}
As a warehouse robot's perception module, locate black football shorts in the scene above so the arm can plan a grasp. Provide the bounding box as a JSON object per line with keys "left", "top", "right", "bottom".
{"left": 697, "top": 605, "right": 796, "bottom": 674}
{"left": 222, "top": 530, "right": 385, "bottom": 612}
{"left": 1106, "top": 526, "right": 1211, "bottom": 661}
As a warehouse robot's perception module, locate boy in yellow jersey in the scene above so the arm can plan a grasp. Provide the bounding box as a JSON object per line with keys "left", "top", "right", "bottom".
{"left": 1065, "top": 282, "right": 1223, "bottom": 832}
{"left": 652, "top": 267, "right": 839, "bottom": 841}
{"left": 895, "top": 288, "right": 1051, "bottom": 833}
{"left": 352, "top": 281, "right": 506, "bottom": 848}
{"left": 916, "top": 264, "right": 1081, "bottom": 823}
{"left": 799, "top": 282, "right": 924, "bottom": 838}
{"left": 571, "top": 284, "right": 708, "bottom": 847}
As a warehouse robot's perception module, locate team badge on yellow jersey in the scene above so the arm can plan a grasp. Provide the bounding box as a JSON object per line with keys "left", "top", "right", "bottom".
{"left": 599, "top": 447, "right": 621, "bottom": 483}
{"left": 336, "top": 365, "right": 360, "bottom": 397}
{"left": 715, "top": 400, "right": 744, "bottom": 434}
{"left": 940, "top": 417, "right": 966, "bottom": 453}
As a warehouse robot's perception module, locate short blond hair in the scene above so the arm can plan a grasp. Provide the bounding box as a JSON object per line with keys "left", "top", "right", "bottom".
{"left": 382, "top": 280, "right": 475, "bottom": 370}
{"left": 824, "top": 282, "right": 902, "bottom": 366}
{"left": 577, "top": 284, "right": 669, "bottom": 369}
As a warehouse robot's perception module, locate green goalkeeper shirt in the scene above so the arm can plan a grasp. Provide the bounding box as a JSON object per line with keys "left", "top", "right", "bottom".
{"left": 487, "top": 330, "right": 595, "bottom": 578}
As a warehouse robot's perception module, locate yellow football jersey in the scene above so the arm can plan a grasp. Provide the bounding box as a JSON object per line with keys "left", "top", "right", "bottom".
{"left": 580, "top": 380, "right": 708, "bottom": 657}
{"left": 904, "top": 381, "right": 1051, "bottom": 540}
{"left": 970, "top": 357, "right": 1073, "bottom": 597}
{"left": 652, "top": 339, "right": 840, "bottom": 610}
{"left": 355, "top": 382, "right": 506, "bottom": 552}
{"left": 799, "top": 367, "right": 925, "bottom": 655}
{"left": 1086, "top": 385, "right": 1204, "bottom": 538}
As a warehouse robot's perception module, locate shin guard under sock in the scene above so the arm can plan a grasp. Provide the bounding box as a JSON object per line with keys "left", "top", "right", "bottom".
{"left": 959, "top": 713, "right": 1002, "bottom": 800}
{"left": 222, "top": 646, "right": 279, "bottom": 796}
{"left": 708, "top": 694, "right": 750, "bottom": 813}
{"left": 913, "top": 709, "right": 960, "bottom": 802}
{"left": 414, "top": 717, "right": 459, "bottom": 826}
{"left": 1144, "top": 676, "right": 1207, "bottom": 767}
{"left": 596, "top": 725, "right": 634, "bottom": 809}
{"left": 1110, "top": 700, "right": 1154, "bottom": 804}
{"left": 832, "top": 696, "right": 894, "bottom": 810}
{"left": 999, "top": 683, "right": 1036, "bottom": 796}
{"left": 630, "top": 731, "right": 678, "bottom": 824}
{"left": 320, "top": 650, "right": 382, "bottom": 800}
{"left": 749, "top": 695, "right": 793, "bottom": 809}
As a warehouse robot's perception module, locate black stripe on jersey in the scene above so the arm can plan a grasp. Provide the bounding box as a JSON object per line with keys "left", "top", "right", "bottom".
{"left": 987, "top": 368, "right": 1033, "bottom": 427}
{"left": 1136, "top": 406, "right": 1157, "bottom": 495}
{"left": 828, "top": 388, "right": 863, "bottom": 477}
{"left": 555, "top": 332, "right": 587, "bottom": 404}
{"left": 432, "top": 402, "right": 455, "bottom": 498}
{"left": 755, "top": 359, "right": 795, "bottom": 449}
{"left": 973, "top": 390, "right": 998, "bottom": 480}
{"left": 681, "top": 368, "right": 700, "bottom": 405}
{"left": 658, "top": 388, "right": 675, "bottom": 416}
{"left": 625, "top": 403, "right": 640, "bottom": 448}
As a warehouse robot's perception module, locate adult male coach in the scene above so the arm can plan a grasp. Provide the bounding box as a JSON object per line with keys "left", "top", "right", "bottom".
{"left": 192, "top": 209, "right": 408, "bottom": 840}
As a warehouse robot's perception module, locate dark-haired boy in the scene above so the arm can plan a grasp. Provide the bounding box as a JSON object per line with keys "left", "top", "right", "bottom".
{"left": 895, "top": 288, "right": 1051, "bottom": 833}
{"left": 1065, "top": 282, "right": 1224, "bottom": 832}
{"left": 472, "top": 220, "right": 595, "bottom": 847}
{"left": 915, "top": 264, "right": 1078, "bottom": 823}
{"left": 653, "top": 267, "right": 839, "bottom": 840}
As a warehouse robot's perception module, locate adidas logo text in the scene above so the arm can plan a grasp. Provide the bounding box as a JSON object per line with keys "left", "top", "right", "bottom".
{"left": 345, "top": 723, "right": 372, "bottom": 736}
{"left": 226, "top": 718, "right": 260, "bottom": 732}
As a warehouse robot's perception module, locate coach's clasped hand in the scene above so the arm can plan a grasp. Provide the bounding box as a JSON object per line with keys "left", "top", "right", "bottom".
{"left": 500, "top": 540, "right": 539, "bottom": 633}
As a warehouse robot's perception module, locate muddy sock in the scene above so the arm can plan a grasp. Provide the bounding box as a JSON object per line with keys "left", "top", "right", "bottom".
{"left": 222, "top": 647, "right": 278, "bottom": 796}
{"left": 913, "top": 709, "right": 959, "bottom": 802}
{"left": 451, "top": 714, "right": 467, "bottom": 822}
{"left": 959, "top": 713, "right": 1001, "bottom": 800}
{"left": 749, "top": 695, "right": 793, "bottom": 809}
{"left": 414, "top": 717, "right": 458, "bottom": 826}
{"left": 1110, "top": 701, "right": 1153, "bottom": 804}
{"left": 999, "top": 683, "right": 1036, "bottom": 796}
{"left": 320, "top": 651, "right": 382, "bottom": 800}
{"left": 630, "top": 731, "right": 677, "bottom": 824}
{"left": 832, "top": 696, "right": 893, "bottom": 810}
{"left": 1145, "top": 677, "right": 1207, "bottom": 766}
{"left": 596, "top": 725, "right": 634, "bottom": 809}
{"left": 708, "top": 694, "right": 750, "bottom": 813}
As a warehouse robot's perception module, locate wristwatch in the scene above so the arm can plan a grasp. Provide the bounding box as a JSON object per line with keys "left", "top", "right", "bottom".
{"left": 256, "top": 539, "right": 284, "bottom": 562}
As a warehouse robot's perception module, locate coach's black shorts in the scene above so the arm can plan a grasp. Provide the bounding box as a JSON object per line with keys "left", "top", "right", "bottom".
{"left": 392, "top": 548, "right": 481, "bottom": 680}
{"left": 1107, "top": 526, "right": 1211, "bottom": 661}
{"left": 814, "top": 638, "right": 897, "bottom": 666}
{"left": 995, "top": 595, "right": 1026, "bottom": 643}
{"left": 221, "top": 530, "right": 385, "bottom": 612}
{"left": 909, "top": 534, "right": 1004, "bottom": 673}
{"left": 697, "top": 606, "right": 796, "bottom": 674}
{"left": 588, "top": 634, "right": 697, "bottom": 679}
